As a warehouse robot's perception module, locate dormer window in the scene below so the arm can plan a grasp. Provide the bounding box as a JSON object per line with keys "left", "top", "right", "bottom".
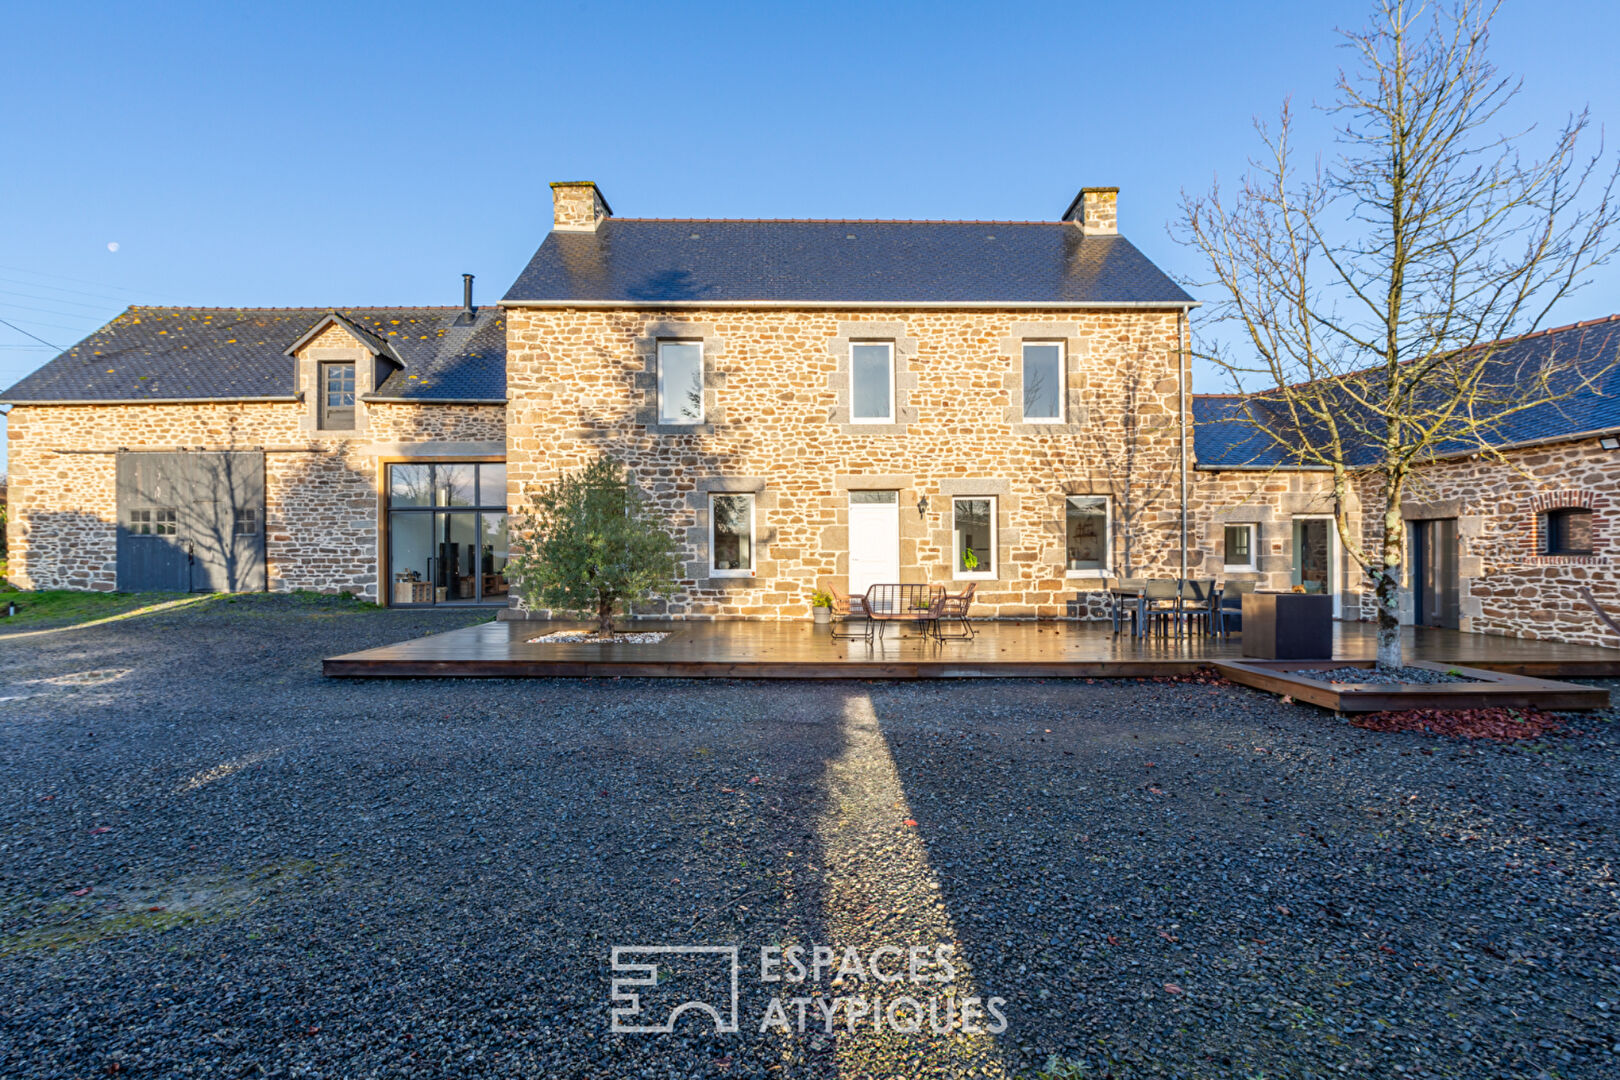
{"left": 320, "top": 361, "right": 356, "bottom": 430}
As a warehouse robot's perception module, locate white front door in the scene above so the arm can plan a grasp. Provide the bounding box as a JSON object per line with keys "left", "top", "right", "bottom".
{"left": 848, "top": 491, "right": 900, "bottom": 604}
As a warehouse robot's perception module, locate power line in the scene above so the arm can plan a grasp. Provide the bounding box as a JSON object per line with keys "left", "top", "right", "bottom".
{"left": 0, "top": 286, "right": 124, "bottom": 312}
{"left": 0, "top": 264, "right": 163, "bottom": 300}
{"left": 0, "top": 316, "right": 63, "bottom": 352}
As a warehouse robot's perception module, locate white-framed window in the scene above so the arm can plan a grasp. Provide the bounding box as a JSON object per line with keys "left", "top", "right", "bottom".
{"left": 1223, "top": 523, "right": 1257, "bottom": 570}
{"left": 952, "top": 496, "right": 996, "bottom": 579}
{"left": 850, "top": 342, "right": 895, "bottom": 423}
{"left": 1022, "top": 342, "right": 1064, "bottom": 422}
{"left": 1064, "top": 495, "right": 1110, "bottom": 575}
{"left": 657, "top": 340, "right": 705, "bottom": 425}
{"left": 710, "top": 493, "right": 755, "bottom": 577}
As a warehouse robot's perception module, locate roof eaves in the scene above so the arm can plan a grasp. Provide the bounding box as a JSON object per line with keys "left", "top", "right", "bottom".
{"left": 497, "top": 299, "right": 1201, "bottom": 310}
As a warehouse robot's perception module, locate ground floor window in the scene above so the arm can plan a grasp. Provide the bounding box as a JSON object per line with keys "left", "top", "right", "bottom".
{"left": 1544, "top": 507, "right": 1594, "bottom": 555}
{"left": 1064, "top": 495, "right": 1109, "bottom": 574}
{"left": 953, "top": 496, "right": 995, "bottom": 579}
{"left": 710, "top": 493, "right": 755, "bottom": 576}
{"left": 387, "top": 462, "right": 508, "bottom": 605}
{"left": 1223, "top": 523, "right": 1256, "bottom": 570}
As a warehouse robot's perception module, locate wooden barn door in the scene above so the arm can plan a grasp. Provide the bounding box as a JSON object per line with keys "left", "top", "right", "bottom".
{"left": 117, "top": 452, "right": 266, "bottom": 592}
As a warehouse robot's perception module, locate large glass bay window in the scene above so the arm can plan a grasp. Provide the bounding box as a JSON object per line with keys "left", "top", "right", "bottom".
{"left": 387, "top": 462, "right": 508, "bottom": 605}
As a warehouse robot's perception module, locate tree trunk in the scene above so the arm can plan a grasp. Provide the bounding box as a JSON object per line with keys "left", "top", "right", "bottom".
{"left": 1375, "top": 484, "right": 1406, "bottom": 670}
{"left": 596, "top": 595, "right": 615, "bottom": 639}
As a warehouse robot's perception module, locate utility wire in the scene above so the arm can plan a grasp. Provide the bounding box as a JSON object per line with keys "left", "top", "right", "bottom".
{"left": 0, "top": 316, "right": 63, "bottom": 352}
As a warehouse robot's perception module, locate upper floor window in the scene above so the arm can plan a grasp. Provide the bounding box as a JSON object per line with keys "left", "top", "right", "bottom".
{"left": 1022, "top": 342, "right": 1064, "bottom": 422}
{"left": 1223, "top": 523, "right": 1256, "bottom": 570}
{"left": 320, "top": 361, "right": 356, "bottom": 430}
{"left": 1065, "top": 495, "right": 1110, "bottom": 574}
{"left": 1544, "top": 507, "right": 1594, "bottom": 555}
{"left": 657, "top": 341, "right": 704, "bottom": 425}
{"left": 953, "top": 496, "right": 995, "bottom": 579}
{"left": 850, "top": 342, "right": 894, "bottom": 423}
{"left": 710, "top": 493, "right": 755, "bottom": 577}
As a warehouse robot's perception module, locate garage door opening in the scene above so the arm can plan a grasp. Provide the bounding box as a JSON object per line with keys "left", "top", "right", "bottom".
{"left": 116, "top": 451, "right": 266, "bottom": 592}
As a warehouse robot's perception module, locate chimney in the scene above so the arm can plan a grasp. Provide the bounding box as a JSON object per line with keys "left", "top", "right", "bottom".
{"left": 550, "top": 180, "right": 613, "bottom": 231}
{"left": 462, "top": 273, "right": 475, "bottom": 314}
{"left": 1061, "top": 186, "right": 1119, "bottom": 235}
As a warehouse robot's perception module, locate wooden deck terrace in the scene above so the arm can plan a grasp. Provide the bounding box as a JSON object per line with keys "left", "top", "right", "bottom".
{"left": 323, "top": 618, "right": 1620, "bottom": 680}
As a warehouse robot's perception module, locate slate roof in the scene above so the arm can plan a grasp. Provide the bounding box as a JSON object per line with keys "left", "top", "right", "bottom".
{"left": 1194, "top": 316, "right": 1620, "bottom": 468}
{"left": 502, "top": 219, "right": 1195, "bottom": 306}
{"left": 1, "top": 306, "right": 506, "bottom": 404}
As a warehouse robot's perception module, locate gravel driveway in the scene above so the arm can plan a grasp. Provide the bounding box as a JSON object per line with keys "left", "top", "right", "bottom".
{"left": 1, "top": 594, "right": 1617, "bottom": 1079}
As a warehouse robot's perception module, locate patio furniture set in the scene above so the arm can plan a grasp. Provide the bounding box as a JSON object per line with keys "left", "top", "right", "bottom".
{"left": 825, "top": 583, "right": 977, "bottom": 645}
{"left": 1107, "top": 578, "right": 1253, "bottom": 639}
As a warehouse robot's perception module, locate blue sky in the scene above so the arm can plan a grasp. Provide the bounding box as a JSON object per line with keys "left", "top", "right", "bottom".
{"left": 4, "top": 0, "right": 1619, "bottom": 470}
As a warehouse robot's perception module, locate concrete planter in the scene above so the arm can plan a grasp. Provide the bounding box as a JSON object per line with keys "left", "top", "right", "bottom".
{"left": 1242, "top": 591, "right": 1333, "bottom": 660}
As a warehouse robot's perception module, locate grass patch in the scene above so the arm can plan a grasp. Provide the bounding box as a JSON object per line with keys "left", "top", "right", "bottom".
{"left": 0, "top": 858, "right": 336, "bottom": 955}
{"left": 0, "top": 587, "right": 195, "bottom": 632}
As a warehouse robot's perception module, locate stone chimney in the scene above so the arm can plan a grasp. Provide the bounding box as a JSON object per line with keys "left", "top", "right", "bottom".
{"left": 1061, "top": 186, "right": 1119, "bottom": 235}
{"left": 550, "top": 181, "right": 613, "bottom": 231}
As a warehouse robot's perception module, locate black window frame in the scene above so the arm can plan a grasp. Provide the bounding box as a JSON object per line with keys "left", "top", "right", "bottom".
{"left": 385, "top": 462, "right": 510, "bottom": 606}
{"left": 319, "top": 361, "right": 357, "bottom": 431}
{"left": 1544, "top": 507, "right": 1594, "bottom": 556}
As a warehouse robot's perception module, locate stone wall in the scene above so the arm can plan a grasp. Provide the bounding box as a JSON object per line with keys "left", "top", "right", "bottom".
{"left": 1191, "top": 440, "right": 1620, "bottom": 647}
{"left": 5, "top": 388, "right": 505, "bottom": 600}
{"left": 504, "top": 306, "right": 1190, "bottom": 619}
{"left": 1354, "top": 439, "right": 1620, "bottom": 647}
{"left": 1188, "top": 467, "right": 1361, "bottom": 614}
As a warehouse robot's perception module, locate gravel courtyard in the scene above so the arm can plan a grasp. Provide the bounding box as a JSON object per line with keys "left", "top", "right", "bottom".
{"left": 2, "top": 595, "right": 1617, "bottom": 1079}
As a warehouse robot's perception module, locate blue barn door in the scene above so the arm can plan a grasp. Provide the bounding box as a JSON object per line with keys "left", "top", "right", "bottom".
{"left": 116, "top": 452, "right": 266, "bottom": 592}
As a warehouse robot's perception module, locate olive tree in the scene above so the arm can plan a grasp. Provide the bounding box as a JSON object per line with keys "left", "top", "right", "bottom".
{"left": 507, "top": 457, "right": 680, "bottom": 637}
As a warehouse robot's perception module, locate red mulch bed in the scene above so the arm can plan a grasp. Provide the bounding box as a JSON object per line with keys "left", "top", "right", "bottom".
{"left": 1350, "top": 706, "right": 1569, "bottom": 741}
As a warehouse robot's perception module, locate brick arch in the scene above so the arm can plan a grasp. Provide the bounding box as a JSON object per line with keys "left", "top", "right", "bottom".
{"left": 1526, "top": 489, "right": 1604, "bottom": 562}
{"left": 1529, "top": 489, "right": 1596, "bottom": 513}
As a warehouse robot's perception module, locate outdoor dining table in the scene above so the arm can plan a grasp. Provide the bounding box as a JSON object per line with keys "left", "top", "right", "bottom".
{"left": 1108, "top": 584, "right": 1148, "bottom": 638}
{"left": 1106, "top": 581, "right": 1226, "bottom": 639}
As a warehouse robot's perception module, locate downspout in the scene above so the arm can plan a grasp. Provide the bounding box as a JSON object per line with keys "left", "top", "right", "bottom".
{"left": 1178, "top": 305, "right": 1190, "bottom": 582}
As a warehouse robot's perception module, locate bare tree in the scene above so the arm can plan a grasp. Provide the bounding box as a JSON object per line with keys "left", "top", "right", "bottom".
{"left": 1092, "top": 350, "right": 1179, "bottom": 579}
{"left": 1178, "top": 0, "right": 1620, "bottom": 668}
{"left": 1030, "top": 347, "right": 1179, "bottom": 597}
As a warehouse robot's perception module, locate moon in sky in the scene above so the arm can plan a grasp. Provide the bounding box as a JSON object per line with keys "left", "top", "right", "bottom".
{"left": 107, "top": 242, "right": 119, "bottom": 252}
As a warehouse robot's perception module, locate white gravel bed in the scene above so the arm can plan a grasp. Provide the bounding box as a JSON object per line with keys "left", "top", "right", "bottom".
{"left": 527, "top": 629, "right": 670, "bottom": 644}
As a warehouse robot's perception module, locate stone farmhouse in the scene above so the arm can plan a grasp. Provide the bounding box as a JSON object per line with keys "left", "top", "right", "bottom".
{"left": 3, "top": 181, "right": 1616, "bottom": 646}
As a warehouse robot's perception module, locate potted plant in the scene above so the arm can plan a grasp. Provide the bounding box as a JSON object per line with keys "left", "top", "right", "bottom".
{"left": 810, "top": 589, "right": 833, "bottom": 624}
{"left": 961, "top": 549, "right": 980, "bottom": 573}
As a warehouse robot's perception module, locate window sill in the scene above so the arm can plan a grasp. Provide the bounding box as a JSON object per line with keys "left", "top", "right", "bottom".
{"left": 954, "top": 573, "right": 995, "bottom": 582}
{"left": 709, "top": 570, "right": 756, "bottom": 579}
{"left": 1222, "top": 564, "right": 1258, "bottom": 574}
{"left": 1065, "top": 569, "right": 1110, "bottom": 578}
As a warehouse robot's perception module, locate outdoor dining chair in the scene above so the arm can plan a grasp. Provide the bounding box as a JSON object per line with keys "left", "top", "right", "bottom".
{"left": 1217, "top": 579, "right": 1255, "bottom": 636}
{"left": 1141, "top": 578, "right": 1182, "bottom": 637}
{"left": 935, "top": 582, "right": 978, "bottom": 640}
{"left": 1179, "top": 579, "right": 1220, "bottom": 637}
{"left": 1109, "top": 578, "right": 1148, "bottom": 637}
{"left": 827, "top": 584, "right": 874, "bottom": 644}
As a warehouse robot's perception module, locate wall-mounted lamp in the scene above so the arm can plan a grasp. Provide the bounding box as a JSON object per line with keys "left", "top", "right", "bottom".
{"left": 916, "top": 495, "right": 930, "bottom": 516}
{"left": 1599, "top": 435, "right": 1620, "bottom": 450}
